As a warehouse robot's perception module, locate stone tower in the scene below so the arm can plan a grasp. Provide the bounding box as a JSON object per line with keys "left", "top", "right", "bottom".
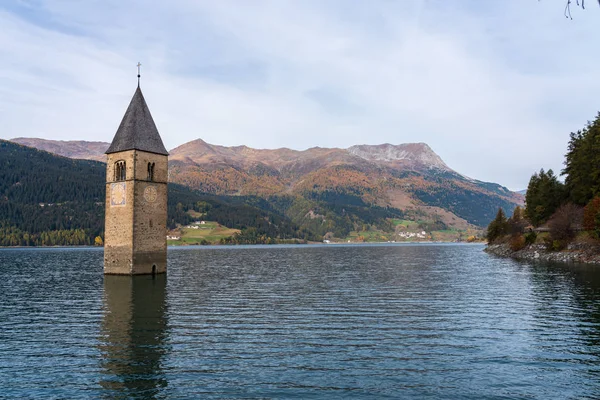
{"left": 104, "top": 85, "right": 169, "bottom": 275}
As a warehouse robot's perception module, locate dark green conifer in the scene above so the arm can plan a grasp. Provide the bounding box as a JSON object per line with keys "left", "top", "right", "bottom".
{"left": 487, "top": 208, "right": 509, "bottom": 243}
{"left": 563, "top": 113, "right": 600, "bottom": 206}
{"left": 525, "top": 169, "right": 565, "bottom": 227}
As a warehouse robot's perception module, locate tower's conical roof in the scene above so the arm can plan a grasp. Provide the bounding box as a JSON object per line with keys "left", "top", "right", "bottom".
{"left": 105, "top": 87, "right": 169, "bottom": 155}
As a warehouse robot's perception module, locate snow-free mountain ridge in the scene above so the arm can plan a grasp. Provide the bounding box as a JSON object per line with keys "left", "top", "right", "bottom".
{"left": 10, "top": 137, "right": 523, "bottom": 227}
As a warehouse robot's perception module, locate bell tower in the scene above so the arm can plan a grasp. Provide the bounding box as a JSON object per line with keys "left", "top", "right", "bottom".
{"left": 104, "top": 79, "right": 169, "bottom": 275}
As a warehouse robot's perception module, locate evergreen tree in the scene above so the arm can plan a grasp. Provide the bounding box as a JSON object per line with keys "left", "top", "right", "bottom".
{"left": 563, "top": 113, "right": 600, "bottom": 206}
{"left": 487, "top": 208, "right": 509, "bottom": 243}
{"left": 525, "top": 169, "right": 565, "bottom": 227}
{"left": 508, "top": 205, "right": 527, "bottom": 234}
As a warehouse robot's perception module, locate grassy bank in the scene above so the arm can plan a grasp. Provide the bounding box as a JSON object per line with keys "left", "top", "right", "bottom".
{"left": 167, "top": 221, "right": 240, "bottom": 245}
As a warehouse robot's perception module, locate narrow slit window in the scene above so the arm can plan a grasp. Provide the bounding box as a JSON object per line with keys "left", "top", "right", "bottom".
{"left": 147, "top": 162, "right": 155, "bottom": 181}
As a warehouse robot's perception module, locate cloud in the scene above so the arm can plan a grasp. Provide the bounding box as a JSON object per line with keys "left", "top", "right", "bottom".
{"left": 0, "top": 0, "right": 599, "bottom": 190}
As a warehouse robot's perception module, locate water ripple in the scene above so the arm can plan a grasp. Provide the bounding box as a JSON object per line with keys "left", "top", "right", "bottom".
{"left": 1, "top": 244, "right": 600, "bottom": 398}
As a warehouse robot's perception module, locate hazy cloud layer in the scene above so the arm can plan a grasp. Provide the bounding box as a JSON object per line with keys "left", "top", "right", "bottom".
{"left": 1, "top": 0, "right": 599, "bottom": 190}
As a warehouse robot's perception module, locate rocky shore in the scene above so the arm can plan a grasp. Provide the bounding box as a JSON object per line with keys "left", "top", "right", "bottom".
{"left": 485, "top": 242, "right": 600, "bottom": 265}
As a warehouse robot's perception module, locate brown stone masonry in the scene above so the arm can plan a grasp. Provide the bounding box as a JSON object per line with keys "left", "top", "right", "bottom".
{"left": 104, "top": 150, "right": 168, "bottom": 275}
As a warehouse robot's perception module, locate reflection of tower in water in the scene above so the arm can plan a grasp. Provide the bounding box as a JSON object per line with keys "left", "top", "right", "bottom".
{"left": 100, "top": 275, "right": 168, "bottom": 397}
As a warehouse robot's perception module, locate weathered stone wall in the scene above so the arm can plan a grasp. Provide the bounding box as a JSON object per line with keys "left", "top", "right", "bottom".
{"left": 104, "top": 151, "right": 135, "bottom": 274}
{"left": 104, "top": 150, "right": 168, "bottom": 275}
{"left": 106, "top": 151, "right": 136, "bottom": 183}
{"left": 132, "top": 151, "right": 168, "bottom": 274}
{"left": 132, "top": 182, "right": 167, "bottom": 251}
{"left": 134, "top": 151, "right": 168, "bottom": 183}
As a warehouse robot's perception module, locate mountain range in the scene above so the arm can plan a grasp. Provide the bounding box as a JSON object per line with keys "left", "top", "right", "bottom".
{"left": 10, "top": 137, "right": 522, "bottom": 230}
{"left": 0, "top": 139, "right": 313, "bottom": 245}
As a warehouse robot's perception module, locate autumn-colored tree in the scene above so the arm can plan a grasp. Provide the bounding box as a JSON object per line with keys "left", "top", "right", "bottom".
{"left": 583, "top": 196, "right": 600, "bottom": 235}
{"left": 94, "top": 236, "right": 104, "bottom": 246}
{"left": 547, "top": 203, "right": 584, "bottom": 250}
{"left": 509, "top": 234, "right": 526, "bottom": 252}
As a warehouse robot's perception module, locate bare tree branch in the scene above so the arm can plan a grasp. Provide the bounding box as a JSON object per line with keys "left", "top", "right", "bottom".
{"left": 563, "top": 0, "right": 600, "bottom": 19}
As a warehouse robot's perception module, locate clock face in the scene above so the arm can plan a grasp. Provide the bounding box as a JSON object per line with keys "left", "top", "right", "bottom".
{"left": 110, "top": 182, "right": 126, "bottom": 206}
{"left": 144, "top": 185, "right": 158, "bottom": 203}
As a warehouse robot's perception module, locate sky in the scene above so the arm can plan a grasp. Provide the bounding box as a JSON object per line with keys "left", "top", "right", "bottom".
{"left": 1, "top": 0, "right": 599, "bottom": 191}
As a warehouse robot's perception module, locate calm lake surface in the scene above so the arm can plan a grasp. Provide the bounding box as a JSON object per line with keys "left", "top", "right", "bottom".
{"left": 1, "top": 244, "right": 600, "bottom": 399}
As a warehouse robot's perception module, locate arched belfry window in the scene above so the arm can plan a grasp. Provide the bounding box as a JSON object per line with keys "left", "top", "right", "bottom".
{"left": 147, "top": 162, "right": 155, "bottom": 181}
{"left": 114, "top": 161, "right": 126, "bottom": 181}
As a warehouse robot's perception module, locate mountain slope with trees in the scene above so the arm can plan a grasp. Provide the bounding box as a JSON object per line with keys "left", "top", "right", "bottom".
{"left": 11, "top": 137, "right": 524, "bottom": 229}
{"left": 0, "top": 140, "right": 318, "bottom": 245}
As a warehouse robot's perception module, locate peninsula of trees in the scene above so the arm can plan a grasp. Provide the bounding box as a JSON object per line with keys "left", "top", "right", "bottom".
{"left": 487, "top": 112, "right": 600, "bottom": 253}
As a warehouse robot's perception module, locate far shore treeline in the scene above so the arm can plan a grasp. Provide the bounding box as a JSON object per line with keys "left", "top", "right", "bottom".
{"left": 487, "top": 112, "right": 600, "bottom": 251}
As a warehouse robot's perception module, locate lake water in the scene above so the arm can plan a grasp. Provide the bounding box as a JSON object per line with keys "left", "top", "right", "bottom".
{"left": 1, "top": 244, "right": 600, "bottom": 399}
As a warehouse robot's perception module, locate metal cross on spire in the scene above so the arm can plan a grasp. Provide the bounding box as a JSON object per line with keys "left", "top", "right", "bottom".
{"left": 137, "top": 62, "right": 142, "bottom": 87}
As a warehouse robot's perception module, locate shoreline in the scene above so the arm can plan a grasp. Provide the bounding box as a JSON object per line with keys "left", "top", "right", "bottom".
{"left": 485, "top": 243, "right": 600, "bottom": 265}
{"left": 0, "top": 241, "right": 485, "bottom": 250}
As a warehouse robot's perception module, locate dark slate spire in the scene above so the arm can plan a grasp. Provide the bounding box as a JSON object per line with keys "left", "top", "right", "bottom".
{"left": 105, "top": 87, "right": 169, "bottom": 155}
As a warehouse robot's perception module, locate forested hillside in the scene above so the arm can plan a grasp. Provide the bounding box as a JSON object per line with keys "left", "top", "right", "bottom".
{"left": 0, "top": 140, "right": 419, "bottom": 245}
{"left": 2, "top": 138, "right": 524, "bottom": 246}
{"left": 0, "top": 140, "right": 320, "bottom": 245}
{"left": 0, "top": 140, "right": 105, "bottom": 245}
{"left": 167, "top": 140, "right": 522, "bottom": 228}
{"left": 13, "top": 137, "right": 523, "bottom": 229}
